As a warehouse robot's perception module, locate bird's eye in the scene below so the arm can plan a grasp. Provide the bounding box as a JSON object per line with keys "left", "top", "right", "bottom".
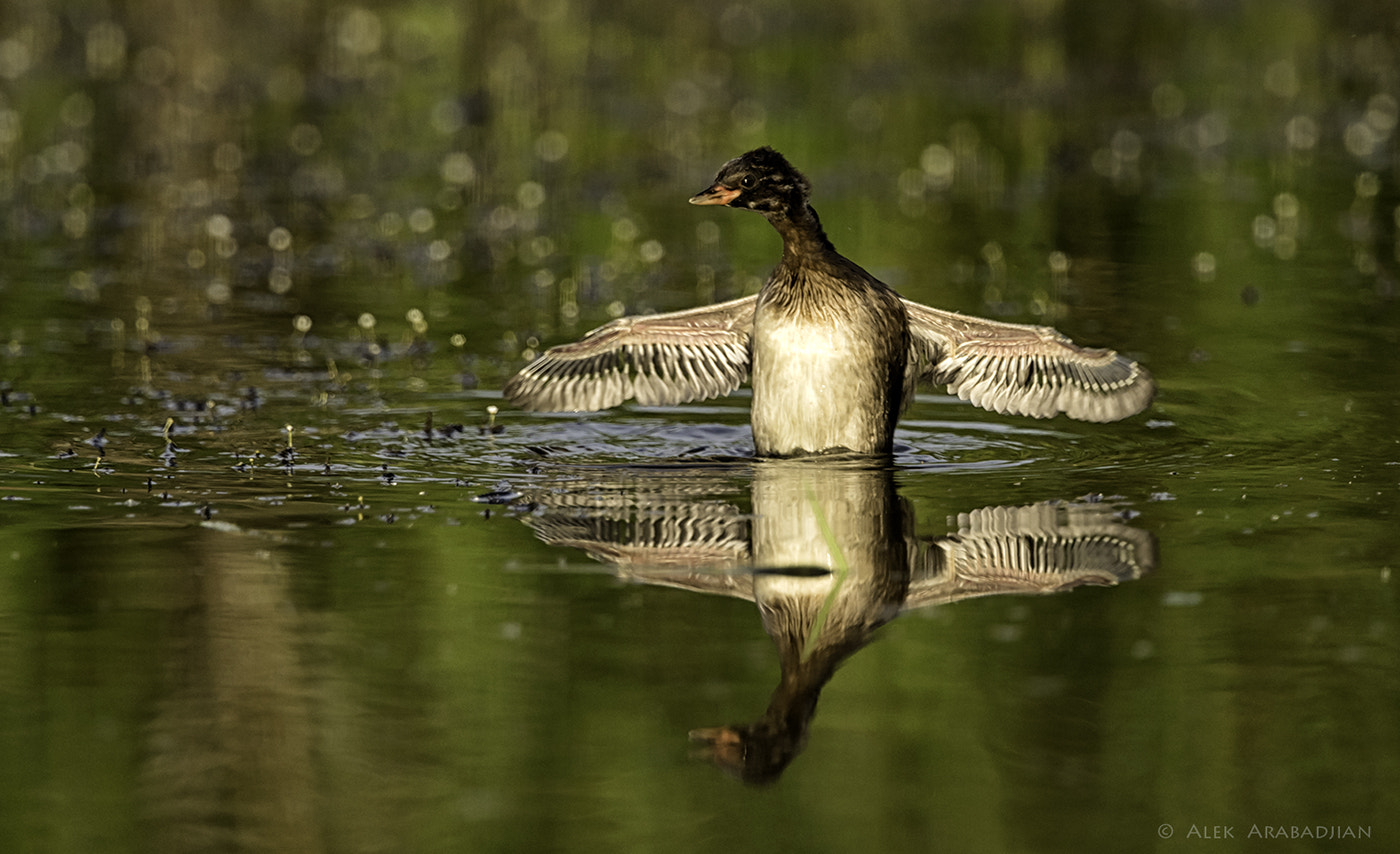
{"left": 739, "top": 174, "right": 756, "bottom": 189}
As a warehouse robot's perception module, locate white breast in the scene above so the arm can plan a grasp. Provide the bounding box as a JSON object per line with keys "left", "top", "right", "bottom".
{"left": 749, "top": 309, "right": 887, "bottom": 455}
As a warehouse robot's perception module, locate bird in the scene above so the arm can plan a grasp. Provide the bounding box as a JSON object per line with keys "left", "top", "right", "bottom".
{"left": 503, "top": 147, "right": 1154, "bottom": 456}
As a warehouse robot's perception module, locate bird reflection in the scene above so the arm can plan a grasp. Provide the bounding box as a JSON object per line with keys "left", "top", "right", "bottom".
{"left": 517, "top": 459, "right": 1154, "bottom": 784}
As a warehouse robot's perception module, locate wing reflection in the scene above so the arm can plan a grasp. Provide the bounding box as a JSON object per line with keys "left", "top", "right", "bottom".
{"left": 516, "top": 459, "right": 1155, "bottom": 784}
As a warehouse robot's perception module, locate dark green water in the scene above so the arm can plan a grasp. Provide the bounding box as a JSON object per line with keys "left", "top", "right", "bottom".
{"left": 2, "top": 1, "right": 1398, "bottom": 852}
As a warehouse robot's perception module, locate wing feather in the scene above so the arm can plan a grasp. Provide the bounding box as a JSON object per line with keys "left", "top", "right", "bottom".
{"left": 504, "top": 295, "right": 757, "bottom": 412}
{"left": 903, "top": 299, "right": 1155, "bottom": 422}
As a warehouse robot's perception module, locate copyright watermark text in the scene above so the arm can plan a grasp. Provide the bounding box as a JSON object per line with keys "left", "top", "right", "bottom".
{"left": 1157, "top": 824, "right": 1372, "bottom": 841}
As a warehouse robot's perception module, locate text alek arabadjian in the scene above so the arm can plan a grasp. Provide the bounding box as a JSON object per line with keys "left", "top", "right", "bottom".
{"left": 1160, "top": 824, "right": 1372, "bottom": 841}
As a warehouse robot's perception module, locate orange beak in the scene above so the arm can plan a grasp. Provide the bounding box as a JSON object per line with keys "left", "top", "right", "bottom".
{"left": 689, "top": 183, "right": 742, "bottom": 206}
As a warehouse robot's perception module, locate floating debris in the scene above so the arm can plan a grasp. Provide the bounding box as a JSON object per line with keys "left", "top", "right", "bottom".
{"left": 475, "top": 481, "right": 522, "bottom": 504}
{"left": 479, "top": 404, "right": 503, "bottom": 435}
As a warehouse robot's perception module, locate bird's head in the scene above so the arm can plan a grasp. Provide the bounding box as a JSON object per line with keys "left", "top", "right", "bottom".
{"left": 689, "top": 147, "right": 811, "bottom": 217}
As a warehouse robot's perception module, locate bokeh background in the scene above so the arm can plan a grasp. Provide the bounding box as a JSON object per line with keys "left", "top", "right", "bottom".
{"left": 2, "top": 1, "right": 1398, "bottom": 852}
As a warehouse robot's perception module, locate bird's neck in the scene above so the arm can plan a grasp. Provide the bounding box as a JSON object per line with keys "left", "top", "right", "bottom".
{"left": 769, "top": 202, "right": 836, "bottom": 266}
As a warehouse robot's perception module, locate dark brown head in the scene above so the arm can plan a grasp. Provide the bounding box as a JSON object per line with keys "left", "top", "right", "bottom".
{"left": 689, "top": 147, "right": 812, "bottom": 219}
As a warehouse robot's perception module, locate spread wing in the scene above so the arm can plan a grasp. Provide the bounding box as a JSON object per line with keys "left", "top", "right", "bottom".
{"left": 503, "top": 295, "right": 757, "bottom": 412}
{"left": 903, "top": 299, "right": 1155, "bottom": 422}
{"left": 905, "top": 501, "right": 1156, "bottom": 608}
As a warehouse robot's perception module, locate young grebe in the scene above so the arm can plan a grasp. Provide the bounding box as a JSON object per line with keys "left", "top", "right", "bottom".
{"left": 505, "top": 147, "right": 1154, "bottom": 456}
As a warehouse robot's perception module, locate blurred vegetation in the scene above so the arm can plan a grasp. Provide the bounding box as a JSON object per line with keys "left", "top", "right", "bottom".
{"left": 0, "top": 0, "right": 1396, "bottom": 393}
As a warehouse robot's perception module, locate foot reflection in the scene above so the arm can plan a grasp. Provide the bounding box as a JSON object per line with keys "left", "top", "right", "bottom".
{"left": 517, "top": 459, "right": 1155, "bottom": 784}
